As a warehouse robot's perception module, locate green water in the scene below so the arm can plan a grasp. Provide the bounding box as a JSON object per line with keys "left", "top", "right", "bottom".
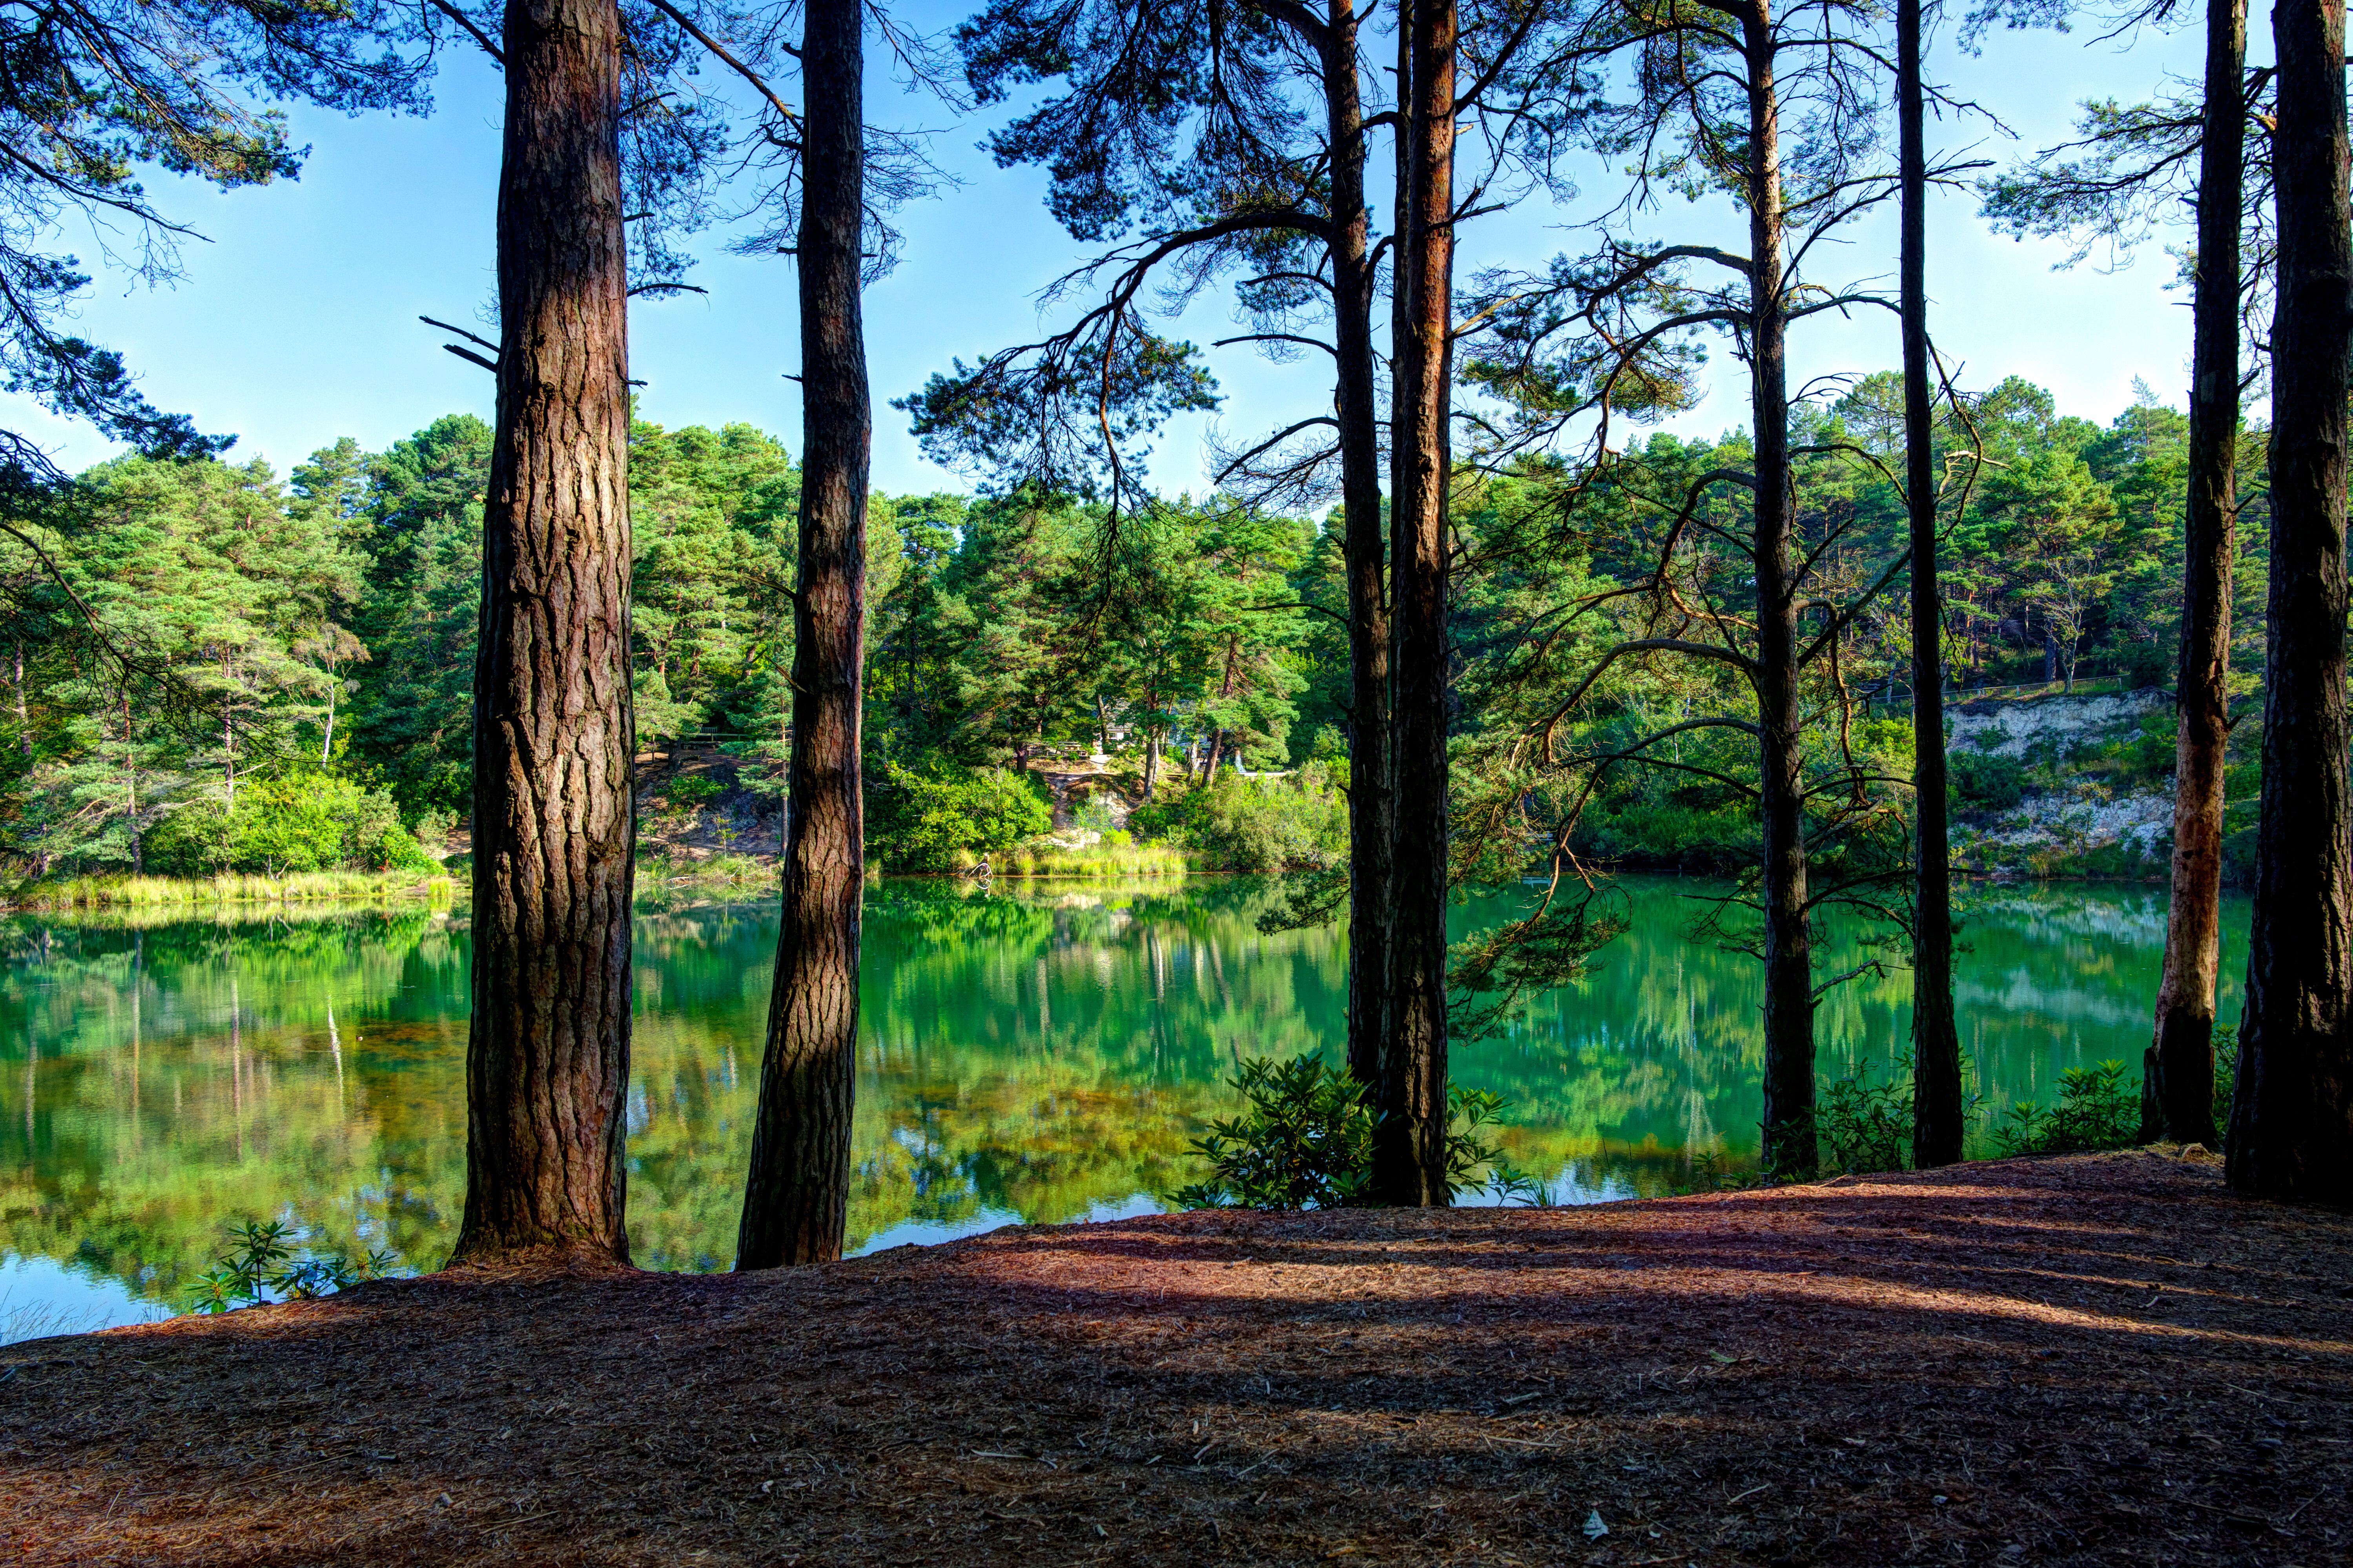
{"left": 0, "top": 876, "right": 2239, "bottom": 1333}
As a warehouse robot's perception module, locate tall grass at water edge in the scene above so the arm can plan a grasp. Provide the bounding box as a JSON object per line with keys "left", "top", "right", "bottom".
{"left": 5, "top": 870, "right": 458, "bottom": 911}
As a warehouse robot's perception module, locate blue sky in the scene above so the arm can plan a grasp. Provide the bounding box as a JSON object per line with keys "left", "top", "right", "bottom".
{"left": 0, "top": 2, "right": 2224, "bottom": 499}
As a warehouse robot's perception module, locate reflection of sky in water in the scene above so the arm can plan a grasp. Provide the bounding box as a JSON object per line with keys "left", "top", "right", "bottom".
{"left": 2, "top": 1253, "right": 170, "bottom": 1338}
{"left": 0, "top": 878, "right": 2238, "bottom": 1335}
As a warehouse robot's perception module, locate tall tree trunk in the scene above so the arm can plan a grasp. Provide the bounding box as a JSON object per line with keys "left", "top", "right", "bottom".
{"left": 450, "top": 0, "right": 636, "bottom": 1267}
{"left": 1374, "top": 0, "right": 1455, "bottom": 1206}
{"left": 1901, "top": 0, "right": 1962, "bottom": 1168}
{"left": 2229, "top": 0, "right": 2353, "bottom": 1202}
{"left": 12, "top": 641, "right": 29, "bottom": 757}
{"left": 2145, "top": 0, "right": 2244, "bottom": 1150}
{"left": 1746, "top": 5, "right": 1816, "bottom": 1177}
{"left": 122, "top": 692, "right": 140, "bottom": 876}
{"left": 737, "top": 0, "right": 870, "bottom": 1269}
{"left": 1324, "top": 0, "right": 1393, "bottom": 1094}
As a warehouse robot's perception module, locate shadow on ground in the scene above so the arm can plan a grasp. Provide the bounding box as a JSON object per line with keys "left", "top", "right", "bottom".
{"left": 0, "top": 1150, "right": 2346, "bottom": 1566}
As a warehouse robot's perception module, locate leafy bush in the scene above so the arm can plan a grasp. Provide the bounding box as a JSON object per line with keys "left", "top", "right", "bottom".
{"left": 1948, "top": 751, "right": 2027, "bottom": 812}
{"left": 145, "top": 775, "right": 432, "bottom": 877}
{"left": 1130, "top": 771, "right": 1346, "bottom": 872}
{"left": 2211, "top": 1024, "right": 2238, "bottom": 1127}
{"left": 868, "top": 762, "right": 1053, "bottom": 872}
{"left": 665, "top": 773, "right": 725, "bottom": 811}
{"left": 412, "top": 808, "right": 455, "bottom": 860}
{"left": 182, "top": 1220, "right": 397, "bottom": 1313}
{"left": 1817, "top": 1057, "right": 1911, "bottom": 1174}
{"left": 1168, "top": 1056, "right": 1373, "bottom": 1210}
{"left": 1992, "top": 1059, "right": 2141, "bottom": 1155}
{"left": 1167, "top": 1054, "right": 1511, "bottom": 1210}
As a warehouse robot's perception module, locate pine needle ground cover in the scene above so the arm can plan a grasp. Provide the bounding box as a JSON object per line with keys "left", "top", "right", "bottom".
{"left": 0, "top": 1152, "right": 2345, "bottom": 1566}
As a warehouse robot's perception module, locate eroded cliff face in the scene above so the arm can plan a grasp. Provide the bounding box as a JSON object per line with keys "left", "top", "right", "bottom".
{"left": 1948, "top": 688, "right": 2172, "bottom": 758}
{"left": 1947, "top": 688, "right": 2185, "bottom": 879}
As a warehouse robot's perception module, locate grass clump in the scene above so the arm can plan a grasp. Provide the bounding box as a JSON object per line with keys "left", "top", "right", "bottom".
{"left": 980, "top": 833, "right": 1187, "bottom": 878}
{"left": 8, "top": 869, "right": 456, "bottom": 910}
{"left": 634, "top": 852, "right": 773, "bottom": 887}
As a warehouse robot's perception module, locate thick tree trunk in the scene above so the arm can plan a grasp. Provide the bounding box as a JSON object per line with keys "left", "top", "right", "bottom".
{"left": 450, "top": 0, "right": 636, "bottom": 1268}
{"left": 737, "top": 0, "right": 870, "bottom": 1269}
{"left": 1743, "top": 7, "right": 1815, "bottom": 1177}
{"left": 2145, "top": 0, "right": 2244, "bottom": 1150}
{"left": 1374, "top": 0, "right": 1455, "bottom": 1206}
{"left": 1324, "top": 0, "right": 1393, "bottom": 1094}
{"left": 2229, "top": 0, "right": 2353, "bottom": 1203}
{"left": 1901, "top": 0, "right": 1962, "bottom": 1168}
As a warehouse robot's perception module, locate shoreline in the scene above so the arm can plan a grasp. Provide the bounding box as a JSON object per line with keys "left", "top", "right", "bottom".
{"left": 1, "top": 1152, "right": 2343, "bottom": 1566}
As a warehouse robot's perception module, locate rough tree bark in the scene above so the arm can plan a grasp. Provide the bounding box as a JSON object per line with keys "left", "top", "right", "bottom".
{"left": 737, "top": 0, "right": 870, "bottom": 1268}
{"left": 2144, "top": 0, "right": 2244, "bottom": 1150}
{"left": 450, "top": 0, "right": 636, "bottom": 1267}
{"left": 2227, "top": 0, "right": 2353, "bottom": 1203}
{"left": 1323, "top": 0, "right": 1393, "bottom": 1092}
{"left": 1374, "top": 0, "right": 1455, "bottom": 1206}
{"left": 1901, "top": 0, "right": 1963, "bottom": 1168}
{"left": 1743, "top": 1, "right": 1816, "bottom": 1177}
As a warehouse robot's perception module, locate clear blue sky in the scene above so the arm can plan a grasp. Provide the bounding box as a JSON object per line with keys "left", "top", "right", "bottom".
{"left": 0, "top": 4, "right": 2222, "bottom": 499}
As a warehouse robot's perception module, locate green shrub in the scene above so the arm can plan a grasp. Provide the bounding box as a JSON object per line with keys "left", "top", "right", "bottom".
{"left": 2211, "top": 1024, "right": 2238, "bottom": 1124}
{"left": 1130, "top": 771, "right": 1346, "bottom": 872}
{"left": 182, "top": 1219, "right": 397, "bottom": 1313}
{"left": 145, "top": 774, "right": 429, "bottom": 877}
{"left": 2113, "top": 713, "right": 2177, "bottom": 786}
{"left": 1992, "top": 1059, "right": 2140, "bottom": 1155}
{"left": 1167, "top": 1054, "right": 1511, "bottom": 1210}
{"left": 868, "top": 762, "right": 1052, "bottom": 872}
{"left": 1817, "top": 1057, "right": 1911, "bottom": 1174}
{"left": 1168, "top": 1056, "right": 1373, "bottom": 1210}
{"left": 665, "top": 773, "right": 725, "bottom": 811}
{"left": 1948, "top": 751, "right": 2027, "bottom": 812}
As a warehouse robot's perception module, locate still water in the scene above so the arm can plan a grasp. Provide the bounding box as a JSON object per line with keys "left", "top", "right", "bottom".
{"left": 0, "top": 876, "right": 2240, "bottom": 1334}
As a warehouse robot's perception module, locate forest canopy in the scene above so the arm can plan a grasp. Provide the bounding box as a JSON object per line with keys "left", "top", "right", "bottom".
{"left": 0, "top": 375, "right": 2260, "bottom": 884}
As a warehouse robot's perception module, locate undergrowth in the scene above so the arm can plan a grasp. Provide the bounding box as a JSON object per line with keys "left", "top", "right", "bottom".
{"left": 8, "top": 870, "right": 456, "bottom": 910}
{"left": 1991, "top": 1060, "right": 2142, "bottom": 1155}
{"left": 183, "top": 1221, "right": 400, "bottom": 1314}
{"left": 1166, "top": 1055, "right": 1511, "bottom": 1209}
{"left": 975, "top": 835, "right": 1188, "bottom": 878}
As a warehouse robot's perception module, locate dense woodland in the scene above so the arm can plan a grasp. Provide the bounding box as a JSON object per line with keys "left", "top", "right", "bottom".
{"left": 0, "top": 0, "right": 2346, "bottom": 1265}
{"left": 0, "top": 376, "right": 2264, "bottom": 879}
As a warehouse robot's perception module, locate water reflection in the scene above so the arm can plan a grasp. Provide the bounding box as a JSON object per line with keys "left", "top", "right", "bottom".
{"left": 0, "top": 877, "right": 2236, "bottom": 1328}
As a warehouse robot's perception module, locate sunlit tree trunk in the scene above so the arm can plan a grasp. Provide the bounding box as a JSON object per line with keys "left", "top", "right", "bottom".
{"left": 1744, "top": 3, "right": 1815, "bottom": 1177}
{"left": 1901, "top": 0, "right": 1962, "bottom": 1168}
{"left": 737, "top": 0, "right": 869, "bottom": 1269}
{"left": 1323, "top": 0, "right": 1393, "bottom": 1094}
{"left": 2228, "top": 0, "right": 2353, "bottom": 1202}
{"left": 2145, "top": 0, "right": 2244, "bottom": 1150}
{"left": 451, "top": 0, "right": 636, "bottom": 1267}
{"left": 1374, "top": 0, "right": 1455, "bottom": 1206}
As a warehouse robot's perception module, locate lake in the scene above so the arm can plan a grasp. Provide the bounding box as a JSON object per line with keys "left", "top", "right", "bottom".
{"left": 0, "top": 875, "right": 2240, "bottom": 1336}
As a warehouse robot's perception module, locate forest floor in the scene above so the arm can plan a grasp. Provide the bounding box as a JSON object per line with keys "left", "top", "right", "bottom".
{"left": 2, "top": 1150, "right": 2348, "bottom": 1568}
